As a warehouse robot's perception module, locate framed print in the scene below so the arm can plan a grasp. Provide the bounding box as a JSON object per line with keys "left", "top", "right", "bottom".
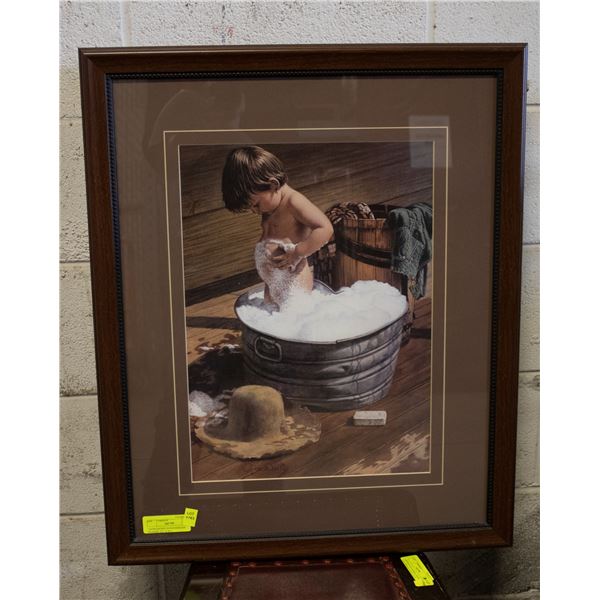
{"left": 79, "top": 44, "right": 527, "bottom": 564}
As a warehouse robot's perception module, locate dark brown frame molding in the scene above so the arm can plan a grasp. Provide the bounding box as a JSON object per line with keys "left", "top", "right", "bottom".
{"left": 79, "top": 44, "right": 526, "bottom": 565}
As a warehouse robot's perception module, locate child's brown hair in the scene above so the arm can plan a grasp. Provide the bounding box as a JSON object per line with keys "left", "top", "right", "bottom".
{"left": 221, "top": 146, "right": 288, "bottom": 212}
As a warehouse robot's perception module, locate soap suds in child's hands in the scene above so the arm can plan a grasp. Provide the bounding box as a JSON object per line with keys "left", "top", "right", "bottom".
{"left": 254, "top": 239, "right": 308, "bottom": 307}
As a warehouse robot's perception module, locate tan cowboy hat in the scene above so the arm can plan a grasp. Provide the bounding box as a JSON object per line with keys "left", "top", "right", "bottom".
{"left": 194, "top": 385, "right": 321, "bottom": 460}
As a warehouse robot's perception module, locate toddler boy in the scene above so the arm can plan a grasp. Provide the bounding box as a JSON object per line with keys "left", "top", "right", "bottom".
{"left": 222, "top": 146, "right": 333, "bottom": 307}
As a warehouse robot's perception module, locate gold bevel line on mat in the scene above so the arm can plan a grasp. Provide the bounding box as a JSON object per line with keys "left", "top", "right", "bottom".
{"left": 168, "top": 128, "right": 445, "bottom": 491}
{"left": 165, "top": 126, "right": 448, "bottom": 133}
{"left": 169, "top": 128, "right": 446, "bottom": 491}
{"left": 442, "top": 127, "right": 449, "bottom": 484}
{"left": 161, "top": 126, "right": 448, "bottom": 494}
{"left": 429, "top": 140, "right": 435, "bottom": 477}
{"left": 183, "top": 136, "right": 446, "bottom": 490}
{"left": 163, "top": 135, "right": 182, "bottom": 496}
{"left": 178, "top": 480, "right": 445, "bottom": 497}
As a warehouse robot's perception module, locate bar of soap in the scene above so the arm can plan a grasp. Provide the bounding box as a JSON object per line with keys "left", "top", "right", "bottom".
{"left": 353, "top": 410, "right": 387, "bottom": 426}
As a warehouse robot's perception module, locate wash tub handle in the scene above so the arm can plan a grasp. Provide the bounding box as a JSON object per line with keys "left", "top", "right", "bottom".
{"left": 254, "top": 336, "right": 283, "bottom": 362}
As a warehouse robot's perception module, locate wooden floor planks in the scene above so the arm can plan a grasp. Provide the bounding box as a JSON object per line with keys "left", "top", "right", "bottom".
{"left": 187, "top": 287, "right": 432, "bottom": 481}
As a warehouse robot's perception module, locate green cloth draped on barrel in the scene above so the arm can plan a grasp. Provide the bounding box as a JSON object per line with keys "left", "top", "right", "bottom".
{"left": 385, "top": 203, "right": 433, "bottom": 300}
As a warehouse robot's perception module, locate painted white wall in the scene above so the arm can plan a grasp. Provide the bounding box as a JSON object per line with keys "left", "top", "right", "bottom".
{"left": 60, "top": 2, "right": 539, "bottom": 598}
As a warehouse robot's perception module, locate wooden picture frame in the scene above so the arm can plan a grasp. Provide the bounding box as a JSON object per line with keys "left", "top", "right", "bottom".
{"left": 79, "top": 44, "right": 526, "bottom": 565}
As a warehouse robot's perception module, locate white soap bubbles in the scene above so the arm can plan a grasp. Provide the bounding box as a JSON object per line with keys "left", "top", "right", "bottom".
{"left": 237, "top": 280, "right": 408, "bottom": 342}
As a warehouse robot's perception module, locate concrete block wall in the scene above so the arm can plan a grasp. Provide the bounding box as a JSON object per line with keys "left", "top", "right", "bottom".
{"left": 59, "top": 2, "right": 539, "bottom": 598}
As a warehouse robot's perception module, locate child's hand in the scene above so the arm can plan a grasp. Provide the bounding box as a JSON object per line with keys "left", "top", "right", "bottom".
{"left": 270, "top": 243, "right": 303, "bottom": 271}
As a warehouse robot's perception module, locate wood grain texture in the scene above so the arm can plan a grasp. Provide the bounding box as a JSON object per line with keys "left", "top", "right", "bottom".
{"left": 180, "top": 142, "right": 431, "bottom": 217}
{"left": 487, "top": 45, "right": 528, "bottom": 546}
{"left": 79, "top": 44, "right": 526, "bottom": 564}
{"left": 187, "top": 292, "right": 432, "bottom": 482}
{"left": 181, "top": 143, "right": 432, "bottom": 290}
{"left": 79, "top": 51, "right": 133, "bottom": 565}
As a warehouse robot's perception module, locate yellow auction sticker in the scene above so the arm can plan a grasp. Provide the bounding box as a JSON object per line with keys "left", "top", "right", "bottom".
{"left": 142, "top": 508, "right": 198, "bottom": 534}
{"left": 184, "top": 507, "right": 198, "bottom": 526}
{"left": 401, "top": 555, "right": 434, "bottom": 587}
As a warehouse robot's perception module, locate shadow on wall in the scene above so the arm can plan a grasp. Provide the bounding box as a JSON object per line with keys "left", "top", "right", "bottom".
{"left": 426, "top": 491, "right": 540, "bottom": 597}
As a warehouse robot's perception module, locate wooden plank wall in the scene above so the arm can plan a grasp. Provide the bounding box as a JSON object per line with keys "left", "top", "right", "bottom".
{"left": 180, "top": 142, "right": 432, "bottom": 292}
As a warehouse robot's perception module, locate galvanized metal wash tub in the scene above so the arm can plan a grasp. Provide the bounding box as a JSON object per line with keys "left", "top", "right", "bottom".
{"left": 234, "top": 281, "right": 408, "bottom": 411}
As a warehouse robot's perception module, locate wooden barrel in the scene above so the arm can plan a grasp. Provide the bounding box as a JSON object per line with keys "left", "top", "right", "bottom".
{"left": 332, "top": 205, "right": 420, "bottom": 343}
